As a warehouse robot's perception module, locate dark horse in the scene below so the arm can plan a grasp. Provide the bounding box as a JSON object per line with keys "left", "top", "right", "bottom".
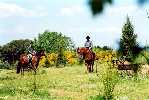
{"left": 77, "top": 47, "right": 95, "bottom": 73}
{"left": 16, "top": 50, "right": 45, "bottom": 74}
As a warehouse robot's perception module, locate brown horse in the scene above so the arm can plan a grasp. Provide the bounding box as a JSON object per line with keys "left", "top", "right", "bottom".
{"left": 16, "top": 50, "right": 45, "bottom": 74}
{"left": 77, "top": 47, "right": 95, "bottom": 73}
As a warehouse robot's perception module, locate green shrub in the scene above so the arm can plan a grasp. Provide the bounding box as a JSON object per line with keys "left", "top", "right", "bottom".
{"left": 102, "top": 62, "right": 119, "bottom": 100}
{"left": 0, "top": 60, "right": 13, "bottom": 69}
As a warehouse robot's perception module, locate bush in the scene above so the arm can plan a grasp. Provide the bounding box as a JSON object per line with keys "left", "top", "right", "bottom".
{"left": 39, "top": 49, "right": 117, "bottom": 67}
{"left": 56, "top": 47, "right": 67, "bottom": 67}
{"left": 64, "top": 51, "right": 77, "bottom": 65}
{"left": 38, "top": 56, "right": 46, "bottom": 67}
{"left": 102, "top": 62, "right": 118, "bottom": 99}
{"left": 95, "top": 50, "right": 116, "bottom": 62}
{"left": 77, "top": 58, "right": 84, "bottom": 65}
{"left": 47, "top": 53, "right": 58, "bottom": 67}
{"left": 0, "top": 60, "right": 15, "bottom": 69}
{"left": 38, "top": 53, "right": 58, "bottom": 67}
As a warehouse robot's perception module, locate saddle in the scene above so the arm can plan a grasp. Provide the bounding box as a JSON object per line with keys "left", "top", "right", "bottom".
{"left": 86, "top": 48, "right": 95, "bottom": 60}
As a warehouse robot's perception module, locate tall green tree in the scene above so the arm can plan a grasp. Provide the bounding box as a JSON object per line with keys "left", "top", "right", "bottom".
{"left": 1, "top": 39, "right": 33, "bottom": 64}
{"left": 56, "top": 47, "right": 67, "bottom": 67}
{"left": 34, "top": 31, "right": 74, "bottom": 66}
{"left": 118, "top": 16, "right": 139, "bottom": 62}
{"left": 34, "top": 31, "right": 74, "bottom": 53}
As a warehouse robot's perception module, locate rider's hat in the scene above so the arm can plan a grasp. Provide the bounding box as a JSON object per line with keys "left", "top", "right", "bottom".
{"left": 86, "top": 36, "right": 90, "bottom": 39}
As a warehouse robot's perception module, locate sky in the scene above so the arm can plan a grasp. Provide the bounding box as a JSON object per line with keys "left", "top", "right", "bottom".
{"left": 0, "top": 0, "right": 149, "bottom": 49}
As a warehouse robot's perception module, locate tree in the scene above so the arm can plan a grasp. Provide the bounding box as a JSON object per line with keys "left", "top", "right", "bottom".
{"left": 0, "top": 46, "right": 2, "bottom": 60}
{"left": 88, "top": 0, "right": 148, "bottom": 16}
{"left": 102, "top": 46, "right": 112, "bottom": 51}
{"left": 56, "top": 47, "right": 67, "bottom": 67}
{"left": 34, "top": 31, "right": 74, "bottom": 66}
{"left": 34, "top": 31, "right": 74, "bottom": 53}
{"left": 1, "top": 39, "right": 33, "bottom": 64}
{"left": 118, "top": 16, "right": 141, "bottom": 62}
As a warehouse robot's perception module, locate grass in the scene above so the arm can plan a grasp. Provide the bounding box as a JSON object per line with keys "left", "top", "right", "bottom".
{"left": 0, "top": 63, "right": 149, "bottom": 100}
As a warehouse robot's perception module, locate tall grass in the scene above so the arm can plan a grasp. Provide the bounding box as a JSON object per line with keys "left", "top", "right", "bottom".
{"left": 1, "top": 64, "right": 149, "bottom": 99}
{"left": 102, "top": 62, "right": 119, "bottom": 100}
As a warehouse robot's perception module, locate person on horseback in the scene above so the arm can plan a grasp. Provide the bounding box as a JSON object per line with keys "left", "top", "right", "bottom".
{"left": 27, "top": 44, "right": 33, "bottom": 65}
{"left": 84, "top": 36, "right": 93, "bottom": 51}
{"left": 27, "top": 44, "right": 36, "bottom": 65}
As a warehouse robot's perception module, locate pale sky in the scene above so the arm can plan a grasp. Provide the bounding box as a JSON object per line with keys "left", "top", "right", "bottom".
{"left": 0, "top": 0, "right": 149, "bottom": 49}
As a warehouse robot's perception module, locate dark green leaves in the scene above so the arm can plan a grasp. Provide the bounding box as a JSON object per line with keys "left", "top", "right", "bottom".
{"left": 34, "top": 31, "right": 74, "bottom": 53}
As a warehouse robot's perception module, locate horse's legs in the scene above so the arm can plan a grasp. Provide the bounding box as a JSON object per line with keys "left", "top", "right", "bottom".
{"left": 88, "top": 64, "right": 91, "bottom": 73}
{"left": 90, "top": 65, "right": 93, "bottom": 72}
{"left": 86, "top": 64, "right": 88, "bottom": 73}
{"left": 34, "top": 70, "right": 36, "bottom": 75}
{"left": 21, "top": 67, "right": 23, "bottom": 75}
{"left": 23, "top": 68, "right": 24, "bottom": 75}
{"left": 32, "top": 64, "right": 37, "bottom": 75}
{"left": 21, "top": 66, "right": 24, "bottom": 75}
{"left": 85, "top": 61, "right": 93, "bottom": 73}
{"left": 89, "top": 62, "right": 92, "bottom": 72}
{"left": 85, "top": 63, "right": 88, "bottom": 73}
{"left": 91, "top": 61, "right": 94, "bottom": 72}
{"left": 88, "top": 65, "right": 90, "bottom": 73}
{"left": 17, "top": 62, "right": 22, "bottom": 74}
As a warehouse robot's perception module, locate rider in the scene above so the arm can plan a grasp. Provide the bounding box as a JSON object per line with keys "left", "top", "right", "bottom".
{"left": 27, "top": 44, "right": 36, "bottom": 65}
{"left": 84, "top": 35, "right": 95, "bottom": 59}
{"left": 84, "top": 36, "right": 93, "bottom": 51}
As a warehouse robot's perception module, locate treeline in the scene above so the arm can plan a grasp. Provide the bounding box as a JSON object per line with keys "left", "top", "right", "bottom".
{"left": 1, "top": 16, "right": 147, "bottom": 69}
{"left": 0, "top": 31, "right": 74, "bottom": 67}
{"left": 0, "top": 30, "right": 113, "bottom": 68}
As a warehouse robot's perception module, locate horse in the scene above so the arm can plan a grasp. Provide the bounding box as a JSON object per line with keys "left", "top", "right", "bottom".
{"left": 16, "top": 50, "right": 45, "bottom": 74}
{"left": 77, "top": 47, "right": 95, "bottom": 73}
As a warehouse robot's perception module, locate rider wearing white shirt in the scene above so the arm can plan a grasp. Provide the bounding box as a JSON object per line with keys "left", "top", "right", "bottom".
{"left": 84, "top": 36, "right": 93, "bottom": 50}
{"left": 27, "top": 44, "right": 36, "bottom": 65}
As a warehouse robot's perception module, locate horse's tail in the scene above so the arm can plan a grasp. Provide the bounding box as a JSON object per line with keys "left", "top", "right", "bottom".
{"left": 16, "top": 62, "right": 21, "bottom": 74}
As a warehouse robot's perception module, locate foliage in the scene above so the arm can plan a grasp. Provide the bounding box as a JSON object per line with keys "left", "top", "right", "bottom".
{"left": 102, "top": 62, "right": 118, "bottom": 100}
{"left": 38, "top": 56, "right": 46, "bottom": 67}
{"left": 94, "top": 45, "right": 112, "bottom": 51}
{"left": 0, "top": 46, "right": 2, "bottom": 60}
{"left": 88, "top": 0, "right": 113, "bottom": 16}
{"left": 88, "top": 0, "right": 148, "bottom": 16}
{"left": 118, "top": 16, "right": 141, "bottom": 62}
{"left": 134, "top": 50, "right": 149, "bottom": 65}
{"left": 94, "top": 49, "right": 116, "bottom": 62}
{"left": 39, "top": 47, "right": 117, "bottom": 67}
{"left": 56, "top": 47, "right": 67, "bottom": 67}
{"left": 33, "top": 31, "right": 75, "bottom": 67}
{"left": 2, "top": 61, "right": 149, "bottom": 99}
{"left": 1, "top": 64, "right": 149, "bottom": 99}
{"left": 102, "top": 46, "right": 112, "bottom": 51}
{"left": 64, "top": 51, "right": 77, "bottom": 65}
{"left": 0, "top": 60, "right": 11, "bottom": 69}
{"left": 47, "top": 53, "right": 58, "bottom": 66}
{"left": 33, "top": 31, "right": 74, "bottom": 53}
{"left": 39, "top": 51, "right": 78, "bottom": 67}
{"left": 1, "top": 39, "right": 33, "bottom": 64}
{"left": 38, "top": 53, "right": 57, "bottom": 67}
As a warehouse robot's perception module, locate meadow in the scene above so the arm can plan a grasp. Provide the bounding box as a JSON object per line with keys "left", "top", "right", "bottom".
{"left": 1, "top": 62, "right": 149, "bottom": 100}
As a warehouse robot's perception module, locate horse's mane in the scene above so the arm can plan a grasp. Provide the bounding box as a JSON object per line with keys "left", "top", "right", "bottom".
{"left": 36, "top": 50, "right": 44, "bottom": 57}
{"left": 19, "top": 53, "right": 27, "bottom": 59}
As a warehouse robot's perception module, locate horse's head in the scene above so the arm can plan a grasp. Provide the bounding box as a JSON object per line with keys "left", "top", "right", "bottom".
{"left": 36, "top": 50, "right": 45, "bottom": 58}
{"left": 76, "top": 47, "right": 86, "bottom": 59}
